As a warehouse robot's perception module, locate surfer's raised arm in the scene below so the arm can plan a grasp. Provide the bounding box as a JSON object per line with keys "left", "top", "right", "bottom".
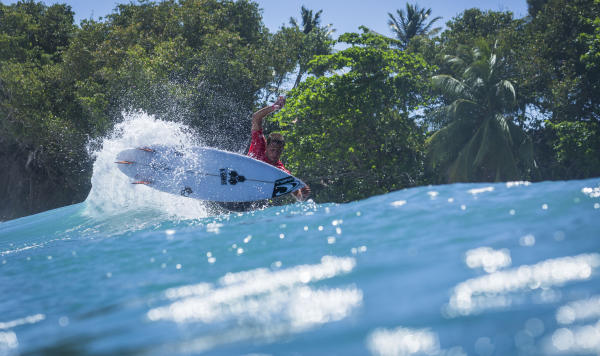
{"left": 251, "top": 96, "right": 286, "bottom": 132}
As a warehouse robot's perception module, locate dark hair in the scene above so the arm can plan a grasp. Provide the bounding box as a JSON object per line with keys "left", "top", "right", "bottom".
{"left": 267, "top": 132, "right": 285, "bottom": 146}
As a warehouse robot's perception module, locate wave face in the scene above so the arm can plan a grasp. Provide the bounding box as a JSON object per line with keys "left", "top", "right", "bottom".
{"left": 1, "top": 116, "right": 599, "bottom": 355}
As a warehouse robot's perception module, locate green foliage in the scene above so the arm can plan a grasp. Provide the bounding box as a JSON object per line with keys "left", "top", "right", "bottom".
{"left": 427, "top": 41, "right": 536, "bottom": 182}
{"left": 523, "top": 0, "right": 600, "bottom": 122}
{"left": 274, "top": 30, "right": 433, "bottom": 202}
{"left": 535, "top": 121, "right": 600, "bottom": 179}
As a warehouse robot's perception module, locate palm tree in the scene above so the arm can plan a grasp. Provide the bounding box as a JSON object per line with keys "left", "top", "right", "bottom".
{"left": 427, "top": 40, "right": 536, "bottom": 182}
{"left": 290, "top": 6, "right": 323, "bottom": 34}
{"left": 289, "top": 6, "right": 334, "bottom": 88}
{"left": 388, "top": 3, "right": 441, "bottom": 49}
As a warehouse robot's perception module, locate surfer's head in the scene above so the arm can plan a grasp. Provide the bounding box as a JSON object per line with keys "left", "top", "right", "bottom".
{"left": 266, "top": 132, "right": 285, "bottom": 163}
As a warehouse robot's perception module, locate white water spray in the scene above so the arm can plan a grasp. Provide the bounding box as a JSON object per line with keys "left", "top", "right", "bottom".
{"left": 84, "top": 111, "right": 210, "bottom": 220}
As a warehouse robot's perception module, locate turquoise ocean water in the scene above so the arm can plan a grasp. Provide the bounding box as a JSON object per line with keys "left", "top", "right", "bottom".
{"left": 1, "top": 114, "right": 599, "bottom": 356}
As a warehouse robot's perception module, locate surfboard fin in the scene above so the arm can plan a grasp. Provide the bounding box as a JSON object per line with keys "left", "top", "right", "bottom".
{"left": 115, "top": 160, "right": 135, "bottom": 165}
{"left": 138, "top": 147, "right": 155, "bottom": 153}
{"left": 132, "top": 180, "right": 152, "bottom": 185}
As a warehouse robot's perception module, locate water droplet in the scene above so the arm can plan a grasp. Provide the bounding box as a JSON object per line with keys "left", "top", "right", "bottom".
{"left": 520, "top": 234, "right": 536, "bottom": 247}
{"left": 176, "top": 264, "right": 182, "bottom": 270}
{"left": 554, "top": 231, "right": 566, "bottom": 241}
{"left": 279, "top": 233, "right": 285, "bottom": 239}
{"left": 236, "top": 248, "right": 244, "bottom": 255}
{"left": 58, "top": 316, "right": 69, "bottom": 327}
{"left": 509, "top": 209, "right": 516, "bottom": 215}
{"left": 207, "top": 257, "right": 216, "bottom": 264}
{"left": 542, "top": 204, "right": 548, "bottom": 210}
{"left": 327, "top": 236, "right": 336, "bottom": 244}
{"left": 552, "top": 328, "right": 574, "bottom": 351}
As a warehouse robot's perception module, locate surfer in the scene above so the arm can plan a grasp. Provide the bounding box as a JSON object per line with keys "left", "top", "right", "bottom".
{"left": 249, "top": 96, "right": 311, "bottom": 201}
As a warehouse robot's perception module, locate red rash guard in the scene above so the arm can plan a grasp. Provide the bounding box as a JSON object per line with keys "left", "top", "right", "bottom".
{"left": 247, "top": 130, "right": 290, "bottom": 174}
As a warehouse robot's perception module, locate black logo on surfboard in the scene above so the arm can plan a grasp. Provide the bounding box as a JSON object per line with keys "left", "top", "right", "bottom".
{"left": 219, "top": 169, "right": 246, "bottom": 185}
{"left": 272, "top": 176, "right": 300, "bottom": 197}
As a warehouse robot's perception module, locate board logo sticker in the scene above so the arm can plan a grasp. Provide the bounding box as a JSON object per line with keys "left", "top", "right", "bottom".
{"left": 219, "top": 169, "right": 246, "bottom": 185}
{"left": 272, "top": 176, "right": 300, "bottom": 197}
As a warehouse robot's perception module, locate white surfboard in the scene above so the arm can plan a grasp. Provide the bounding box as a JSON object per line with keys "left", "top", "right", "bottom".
{"left": 115, "top": 145, "right": 305, "bottom": 202}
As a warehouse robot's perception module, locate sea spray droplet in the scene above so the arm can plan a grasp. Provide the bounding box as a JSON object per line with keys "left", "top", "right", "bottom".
{"left": 520, "top": 234, "right": 536, "bottom": 247}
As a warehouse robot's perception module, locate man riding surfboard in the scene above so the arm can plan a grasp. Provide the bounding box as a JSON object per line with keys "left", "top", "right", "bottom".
{"left": 248, "top": 96, "right": 311, "bottom": 201}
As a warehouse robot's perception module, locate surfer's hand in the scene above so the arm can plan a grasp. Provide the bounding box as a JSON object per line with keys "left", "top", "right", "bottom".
{"left": 272, "top": 96, "right": 286, "bottom": 111}
{"left": 295, "top": 185, "right": 311, "bottom": 202}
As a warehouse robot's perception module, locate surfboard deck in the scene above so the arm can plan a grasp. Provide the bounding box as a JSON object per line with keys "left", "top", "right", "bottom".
{"left": 115, "top": 145, "right": 305, "bottom": 203}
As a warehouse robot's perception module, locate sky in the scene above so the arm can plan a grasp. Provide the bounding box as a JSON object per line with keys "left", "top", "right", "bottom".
{"left": 5, "top": 0, "right": 530, "bottom": 37}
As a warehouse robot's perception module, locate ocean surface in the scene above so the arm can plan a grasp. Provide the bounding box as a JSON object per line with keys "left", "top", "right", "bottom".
{"left": 1, "top": 115, "right": 599, "bottom": 356}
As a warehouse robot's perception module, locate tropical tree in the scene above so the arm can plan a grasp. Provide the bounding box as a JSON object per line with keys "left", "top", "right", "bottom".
{"left": 290, "top": 6, "right": 322, "bottom": 34}
{"left": 275, "top": 29, "right": 433, "bottom": 202}
{"left": 388, "top": 3, "right": 441, "bottom": 49}
{"left": 426, "top": 40, "right": 536, "bottom": 183}
{"left": 288, "top": 6, "right": 334, "bottom": 88}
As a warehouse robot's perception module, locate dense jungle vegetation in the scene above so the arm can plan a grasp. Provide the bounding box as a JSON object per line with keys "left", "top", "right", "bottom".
{"left": 1, "top": 0, "right": 599, "bottom": 220}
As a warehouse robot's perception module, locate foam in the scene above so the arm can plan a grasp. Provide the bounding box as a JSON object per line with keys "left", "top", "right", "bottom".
{"left": 83, "top": 111, "right": 209, "bottom": 220}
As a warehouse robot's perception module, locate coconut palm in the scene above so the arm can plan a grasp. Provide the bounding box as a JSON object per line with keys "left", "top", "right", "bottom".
{"left": 427, "top": 40, "right": 536, "bottom": 182}
{"left": 290, "top": 6, "right": 323, "bottom": 34}
{"left": 289, "top": 6, "right": 334, "bottom": 88}
{"left": 388, "top": 3, "right": 441, "bottom": 48}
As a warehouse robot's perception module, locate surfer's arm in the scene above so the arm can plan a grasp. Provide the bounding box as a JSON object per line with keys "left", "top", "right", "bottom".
{"left": 251, "top": 96, "right": 285, "bottom": 132}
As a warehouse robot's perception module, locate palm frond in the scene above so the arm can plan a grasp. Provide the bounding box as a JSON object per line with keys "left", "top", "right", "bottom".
{"left": 495, "top": 80, "right": 516, "bottom": 104}
{"left": 432, "top": 75, "right": 471, "bottom": 99}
